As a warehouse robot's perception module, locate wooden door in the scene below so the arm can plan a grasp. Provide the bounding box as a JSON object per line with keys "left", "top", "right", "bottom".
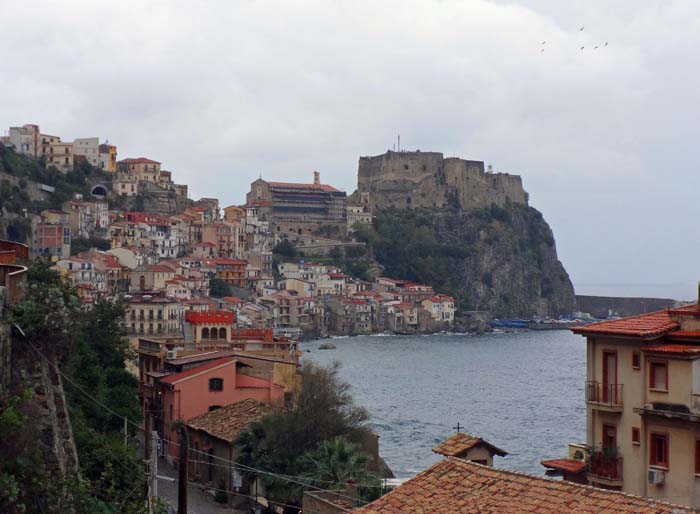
{"left": 602, "top": 351, "right": 617, "bottom": 403}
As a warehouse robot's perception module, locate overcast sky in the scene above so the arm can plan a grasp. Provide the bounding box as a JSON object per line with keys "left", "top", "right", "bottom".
{"left": 1, "top": 0, "right": 698, "bottom": 298}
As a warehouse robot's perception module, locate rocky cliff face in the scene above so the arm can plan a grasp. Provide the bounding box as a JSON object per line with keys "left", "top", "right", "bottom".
{"left": 441, "top": 206, "right": 575, "bottom": 317}
{"left": 367, "top": 204, "right": 575, "bottom": 318}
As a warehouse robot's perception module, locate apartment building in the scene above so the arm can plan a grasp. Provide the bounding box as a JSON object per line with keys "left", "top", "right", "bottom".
{"left": 546, "top": 302, "right": 700, "bottom": 508}
{"left": 73, "top": 137, "right": 100, "bottom": 167}
{"left": 245, "top": 172, "right": 347, "bottom": 239}
{"left": 118, "top": 157, "right": 161, "bottom": 183}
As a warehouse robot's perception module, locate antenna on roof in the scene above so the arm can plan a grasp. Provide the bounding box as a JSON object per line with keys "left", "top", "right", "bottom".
{"left": 398, "top": 134, "right": 401, "bottom": 152}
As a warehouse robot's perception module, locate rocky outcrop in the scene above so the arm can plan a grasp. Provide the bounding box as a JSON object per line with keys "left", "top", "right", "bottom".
{"left": 435, "top": 205, "right": 574, "bottom": 317}
{"left": 368, "top": 205, "right": 575, "bottom": 318}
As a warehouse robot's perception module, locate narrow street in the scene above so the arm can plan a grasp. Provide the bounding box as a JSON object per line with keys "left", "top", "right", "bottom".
{"left": 156, "top": 457, "right": 248, "bottom": 514}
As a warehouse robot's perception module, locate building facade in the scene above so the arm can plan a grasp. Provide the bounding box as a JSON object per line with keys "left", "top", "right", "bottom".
{"left": 550, "top": 304, "right": 700, "bottom": 508}
{"left": 245, "top": 172, "right": 347, "bottom": 240}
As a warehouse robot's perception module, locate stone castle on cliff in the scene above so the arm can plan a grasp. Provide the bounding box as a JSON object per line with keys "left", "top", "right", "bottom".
{"left": 356, "top": 150, "right": 528, "bottom": 212}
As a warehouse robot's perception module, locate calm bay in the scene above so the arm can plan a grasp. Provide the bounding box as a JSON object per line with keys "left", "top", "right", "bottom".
{"left": 300, "top": 330, "right": 586, "bottom": 478}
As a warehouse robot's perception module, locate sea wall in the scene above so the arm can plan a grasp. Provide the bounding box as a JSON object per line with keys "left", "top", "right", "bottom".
{"left": 575, "top": 295, "right": 681, "bottom": 318}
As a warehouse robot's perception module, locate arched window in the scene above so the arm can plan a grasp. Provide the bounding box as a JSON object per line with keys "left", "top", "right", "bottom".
{"left": 201, "top": 327, "right": 210, "bottom": 340}
{"left": 219, "top": 327, "right": 227, "bottom": 340}
{"left": 209, "top": 378, "right": 223, "bottom": 392}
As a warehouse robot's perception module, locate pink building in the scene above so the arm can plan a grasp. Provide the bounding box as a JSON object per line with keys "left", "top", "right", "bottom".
{"left": 156, "top": 357, "right": 284, "bottom": 456}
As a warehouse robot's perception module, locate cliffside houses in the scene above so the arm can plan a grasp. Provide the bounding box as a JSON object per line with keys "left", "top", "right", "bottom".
{"left": 1, "top": 123, "right": 117, "bottom": 173}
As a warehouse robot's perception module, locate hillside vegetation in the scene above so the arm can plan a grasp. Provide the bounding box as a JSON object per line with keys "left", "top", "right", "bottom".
{"left": 354, "top": 205, "right": 575, "bottom": 318}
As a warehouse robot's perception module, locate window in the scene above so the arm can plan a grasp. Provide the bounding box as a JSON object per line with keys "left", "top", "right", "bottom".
{"left": 632, "top": 352, "right": 641, "bottom": 369}
{"left": 208, "top": 405, "right": 222, "bottom": 412}
{"left": 696, "top": 440, "right": 700, "bottom": 475}
{"left": 649, "top": 361, "right": 668, "bottom": 391}
{"left": 632, "top": 427, "right": 640, "bottom": 445}
{"left": 650, "top": 433, "right": 669, "bottom": 468}
{"left": 209, "top": 378, "right": 223, "bottom": 392}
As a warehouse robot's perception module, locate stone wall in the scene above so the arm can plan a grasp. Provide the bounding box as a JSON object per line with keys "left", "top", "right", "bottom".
{"left": 356, "top": 151, "right": 528, "bottom": 212}
{"left": 576, "top": 295, "right": 682, "bottom": 318}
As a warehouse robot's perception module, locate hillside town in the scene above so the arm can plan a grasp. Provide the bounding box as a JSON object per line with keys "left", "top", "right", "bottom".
{"left": 4, "top": 120, "right": 700, "bottom": 514}
{"left": 2, "top": 123, "right": 455, "bottom": 343}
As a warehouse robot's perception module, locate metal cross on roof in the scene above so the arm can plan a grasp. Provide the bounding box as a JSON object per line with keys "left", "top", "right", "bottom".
{"left": 453, "top": 422, "right": 463, "bottom": 433}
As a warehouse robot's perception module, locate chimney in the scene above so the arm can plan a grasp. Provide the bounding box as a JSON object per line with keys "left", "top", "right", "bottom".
{"left": 313, "top": 171, "right": 320, "bottom": 185}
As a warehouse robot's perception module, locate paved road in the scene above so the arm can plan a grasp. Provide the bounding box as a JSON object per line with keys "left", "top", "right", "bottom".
{"left": 156, "top": 458, "right": 248, "bottom": 514}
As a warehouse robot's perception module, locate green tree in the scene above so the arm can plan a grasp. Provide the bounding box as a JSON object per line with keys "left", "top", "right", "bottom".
{"left": 273, "top": 239, "right": 299, "bottom": 260}
{"left": 209, "top": 277, "right": 234, "bottom": 298}
{"left": 236, "top": 362, "right": 373, "bottom": 505}
{"left": 301, "top": 437, "right": 379, "bottom": 489}
{"left": 70, "top": 236, "right": 111, "bottom": 254}
{"left": 6, "top": 262, "right": 148, "bottom": 512}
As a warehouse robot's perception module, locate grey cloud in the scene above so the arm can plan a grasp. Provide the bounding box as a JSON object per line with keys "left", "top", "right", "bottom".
{"left": 1, "top": 0, "right": 699, "bottom": 297}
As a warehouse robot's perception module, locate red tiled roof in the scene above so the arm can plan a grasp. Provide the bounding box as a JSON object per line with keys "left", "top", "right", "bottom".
{"left": 186, "top": 398, "right": 271, "bottom": 443}
{"left": 642, "top": 344, "right": 700, "bottom": 356}
{"left": 668, "top": 303, "right": 700, "bottom": 316}
{"left": 120, "top": 157, "right": 161, "bottom": 164}
{"left": 432, "top": 433, "right": 507, "bottom": 458}
{"left": 268, "top": 181, "right": 342, "bottom": 193}
{"left": 353, "top": 458, "right": 690, "bottom": 514}
{"left": 166, "top": 350, "right": 237, "bottom": 366}
{"left": 139, "top": 264, "right": 176, "bottom": 273}
{"left": 541, "top": 458, "right": 586, "bottom": 474}
{"left": 160, "top": 357, "right": 235, "bottom": 385}
{"left": 571, "top": 310, "right": 679, "bottom": 339}
{"left": 666, "top": 330, "right": 700, "bottom": 341}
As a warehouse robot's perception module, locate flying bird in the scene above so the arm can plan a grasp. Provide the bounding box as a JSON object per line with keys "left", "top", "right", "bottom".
{"left": 580, "top": 46, "right": 585, "bottom": 50}
{"left": 594, "top": 46, "right": 598, "bottom": 49}
{"left": 580, "top": 26, "right": 584, "bottom": 31}
{"left": 605, "top": 42, "right": 608, "bottom": 46}
{"left": 541, "top": 48, "right": 545, "bottom": 53}
{"left": 542, "top": 41, "right": 546, "bottom": 44}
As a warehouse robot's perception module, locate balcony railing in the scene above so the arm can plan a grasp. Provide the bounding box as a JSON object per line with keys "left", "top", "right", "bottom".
{"left": 586, "top": 381, "right": 623, "bottom": 407}
{"left": 587, "top": 448, "right": 623, "bottom": 481}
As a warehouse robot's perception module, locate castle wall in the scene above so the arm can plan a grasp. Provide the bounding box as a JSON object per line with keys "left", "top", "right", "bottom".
{"left": 357, "top": 151, "right": 528, "bottom": 211}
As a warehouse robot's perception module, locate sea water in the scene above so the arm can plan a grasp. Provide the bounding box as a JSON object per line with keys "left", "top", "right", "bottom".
{"left": 301, "top": 330, "right": 585, "bottom": 478}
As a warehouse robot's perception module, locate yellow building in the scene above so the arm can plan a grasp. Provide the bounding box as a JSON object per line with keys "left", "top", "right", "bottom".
{"left": 99, "top": 144, "right": 118, "bottom": 172}
{"left": 118, "top": 157, "right": 161, "bottom": 183}
{"left": 549, "top": 302, "right": 700, "bottom": 508}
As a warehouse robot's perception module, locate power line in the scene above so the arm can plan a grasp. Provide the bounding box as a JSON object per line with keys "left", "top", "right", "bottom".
{"left": 14, "top": 328, "right": 376, "bottom": 506}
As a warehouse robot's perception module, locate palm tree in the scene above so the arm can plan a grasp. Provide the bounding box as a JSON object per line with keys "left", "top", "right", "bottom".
{"left": 301, "top": 437, "right": 379, "bottom": 490}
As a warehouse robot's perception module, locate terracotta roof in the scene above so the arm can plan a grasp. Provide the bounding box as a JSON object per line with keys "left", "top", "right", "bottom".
{"left": 432, "top": 433, "right": 507, "bottom": 458}
{"left": 166, "top": 350, "right": 237, "bottom": 366}
{"left": 571, "top": 310, "right": 678, "bottom": 339}
{"left": 541, "top": 458, "right": 586, "bottom": 474}
{"left": 160, "top": 357, "right": 235, "bottom": 386}
{"left": 642, "top": 344, "right": 700, "bottom": 356}
{"left": 666, "top": 330, "right": 700, "bottom": 341}
{"left": 268, "top": 181, "right": 342, "bottom": 193}
{"left": 668, "top": 304, "right": 700, "bottom": 316}
{"left": 353, "top": 458, "right": 691, "bottom": 514}
{"left": 136, "top": 264, "right": 175, "bottom": 273}
{"left": 186, "top": 398, "right": 271, "bottom": 443}
{"left": 120, "top": 157, "right": 161, "bottom": 164}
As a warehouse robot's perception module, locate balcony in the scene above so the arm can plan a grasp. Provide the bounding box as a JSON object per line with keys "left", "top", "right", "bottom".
{"left": 587, "top": 448, "right": 623, "bottom": 487}
{"left": 585, "top": 381, "right": 623, "bottom": 412}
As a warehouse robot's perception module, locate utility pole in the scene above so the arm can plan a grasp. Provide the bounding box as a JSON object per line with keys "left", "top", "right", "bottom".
{"left": 177, "top": 425, "right": 189, "bottom": 514}
{"left": 150, "top": 430, "right": 159, "bottom": 501}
